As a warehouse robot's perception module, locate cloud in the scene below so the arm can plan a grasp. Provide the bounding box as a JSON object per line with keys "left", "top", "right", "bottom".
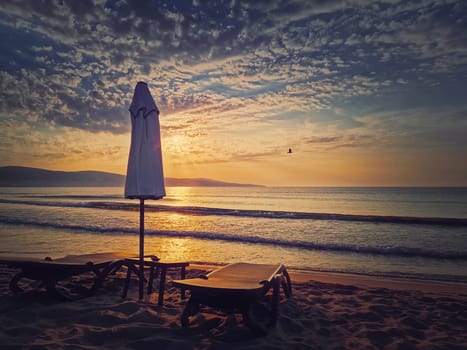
{"left": 307, "top": 136, "right": 341, "bottom": 143}
{"left": 1, "top": 0, "right": 466, "bottom": 183}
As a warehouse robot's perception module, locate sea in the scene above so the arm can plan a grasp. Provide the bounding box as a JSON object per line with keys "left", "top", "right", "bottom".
{"left": 0, "top": 186, "right": 466, "bottom": 283}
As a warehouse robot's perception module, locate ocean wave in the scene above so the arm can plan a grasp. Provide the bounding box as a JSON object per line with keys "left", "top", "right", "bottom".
{"left": 1, "top": 217, "right": 466, "bottom": 261}
{"left": 1, "top": 198, "right": 467, "bottom": 226}
{"left": 23, "top": 194, "right": 122, "bottom": 200}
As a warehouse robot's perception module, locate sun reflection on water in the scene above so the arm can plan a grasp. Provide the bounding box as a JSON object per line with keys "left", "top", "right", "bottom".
{"left": 165, "top": 186, "right": 196, "bottom": 207}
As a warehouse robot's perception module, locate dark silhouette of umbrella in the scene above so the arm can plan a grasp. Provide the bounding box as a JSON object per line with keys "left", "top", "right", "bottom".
{"left": 125, "top": 81, "right": 165, "bottom": 299}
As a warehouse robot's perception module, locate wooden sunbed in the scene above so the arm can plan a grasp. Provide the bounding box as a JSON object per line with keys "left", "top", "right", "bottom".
{"left": 0, "top": 252, "right": 127, "bottom": 300}
{"left": 172, "top": 262, "right": 292, "bottom": 333}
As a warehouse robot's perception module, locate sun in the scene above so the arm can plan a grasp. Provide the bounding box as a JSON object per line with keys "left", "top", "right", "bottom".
{"left": 166, "top": 135, "right": 187, "bottom": 153}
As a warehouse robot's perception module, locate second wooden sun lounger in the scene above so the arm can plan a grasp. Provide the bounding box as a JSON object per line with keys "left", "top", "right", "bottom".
{"left": 172, "top": 262, "right": 292, "bottom": 333}
{"left": 0, "top": 252, "right": 126, "bottom": 300}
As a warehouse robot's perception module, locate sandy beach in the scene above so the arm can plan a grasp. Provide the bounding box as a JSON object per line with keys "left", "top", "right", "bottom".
{"left": 1, "top": 263, "right": 466, "bottom": 350}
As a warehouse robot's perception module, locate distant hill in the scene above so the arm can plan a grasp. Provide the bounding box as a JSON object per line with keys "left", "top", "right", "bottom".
{"left": 0, "top": 166, "right": 125, "bottom": 187}
{"left": 0, "top": 166, "right": 261, "bottom": 187}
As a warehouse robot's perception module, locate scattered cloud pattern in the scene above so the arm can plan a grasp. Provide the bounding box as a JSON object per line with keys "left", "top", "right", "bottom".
{"left": 1, "top": 0, "right": 466, "bottom": 185}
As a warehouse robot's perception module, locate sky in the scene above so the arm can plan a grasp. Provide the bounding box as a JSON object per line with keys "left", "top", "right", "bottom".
{"left": 1, "top": 0, "right": 467, "bottom": 186}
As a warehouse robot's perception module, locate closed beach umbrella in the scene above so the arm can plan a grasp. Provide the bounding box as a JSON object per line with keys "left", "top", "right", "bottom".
{"left": 125, "top": 81, "right": 165, "bottom": 299}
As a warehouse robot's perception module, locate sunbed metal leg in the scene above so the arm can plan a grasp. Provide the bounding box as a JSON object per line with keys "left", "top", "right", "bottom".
{"left": 148, "top": 266, "right": 159, "bottom": 294}
{"left": 9, "top": 272, "right": 25, "bottom": 292}
{"left": 268, "top": 275, "right": 281, "bottom": 327}
{"left": 180, "top": 266, "right": 186, "bottom": 300}
{"left": 45, "top": 280, "right": 71, "bottom": 301}
{"left": 281, "top": 268, "right": 292, "bottom": 298}
{"left": 106, "top": 260, "right": 125, "bottom": 275}
{"left": 157, "top": 267, "right": 167, "bottom": 306}
{"left": 180, "top": 297, "right": 200, "bottom": 327}
{"left": 89, "top": 260, "right": 124, "bottom": 297}
{"left": 122, "top": 265, "right": 133, "bottom": 298}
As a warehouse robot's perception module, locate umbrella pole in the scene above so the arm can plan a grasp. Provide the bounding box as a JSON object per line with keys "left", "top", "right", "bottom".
{"left": 139, "top": 198, "right": 144, "bottom": 300}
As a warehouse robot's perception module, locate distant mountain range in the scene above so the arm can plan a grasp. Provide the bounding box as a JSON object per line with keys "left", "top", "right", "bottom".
{"left": 0, "top": 166, "right": 262, "bottom": 187}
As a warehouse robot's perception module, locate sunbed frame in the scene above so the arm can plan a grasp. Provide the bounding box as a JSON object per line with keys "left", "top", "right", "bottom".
{"left": 172, "top": 262, "right": 292, "bottom": 334}
{"left": 0, "top": 252, "right": 126, "bottom": 300}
